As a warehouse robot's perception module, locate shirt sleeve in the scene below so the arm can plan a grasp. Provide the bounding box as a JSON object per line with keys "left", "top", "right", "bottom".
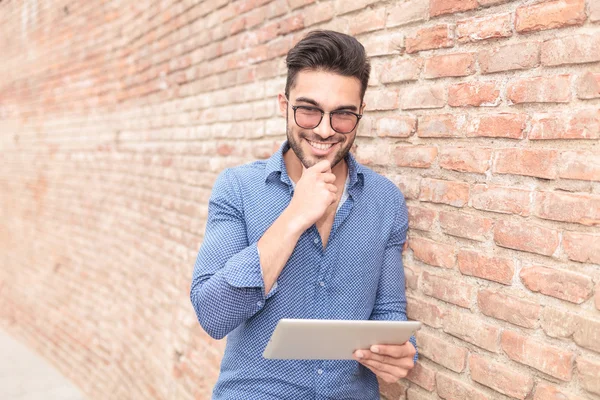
{"left": 369, "top": 190, "right": 419, "bottom": 362}
{"left": 190, "top": 168, "right": 279, "bottom": 340}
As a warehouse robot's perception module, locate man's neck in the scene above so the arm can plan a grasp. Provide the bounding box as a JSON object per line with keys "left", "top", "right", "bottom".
{"left": 283, "top": 148, "right": 348, "bottom": 186}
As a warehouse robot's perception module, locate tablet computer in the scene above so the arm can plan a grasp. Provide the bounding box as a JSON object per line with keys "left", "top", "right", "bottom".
{"left": 262, "top": 319, "right": 421, "bottom": 360}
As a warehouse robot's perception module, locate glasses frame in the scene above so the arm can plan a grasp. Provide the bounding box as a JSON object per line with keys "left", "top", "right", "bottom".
{"left": 286, "top": 98, "right": 363, "bottom": 134}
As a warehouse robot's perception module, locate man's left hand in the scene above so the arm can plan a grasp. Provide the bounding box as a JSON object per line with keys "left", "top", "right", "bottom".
{"left": 353, "top": 341, "right": 416, "bottom": 383}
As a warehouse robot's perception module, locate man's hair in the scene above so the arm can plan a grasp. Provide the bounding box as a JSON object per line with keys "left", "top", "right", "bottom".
{"left": 284, "top": 30, "right": 371, "bottom": 102}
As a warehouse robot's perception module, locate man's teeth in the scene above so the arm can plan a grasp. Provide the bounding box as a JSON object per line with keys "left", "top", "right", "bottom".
{"left": 308, "top": 140, "right": 334, "bottom": 150}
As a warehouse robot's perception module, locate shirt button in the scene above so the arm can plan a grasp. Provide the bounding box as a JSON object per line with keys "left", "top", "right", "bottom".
{"left": 319, "top": 281, "right": 325, "bottom": 287}
{"left": 314, "top": 238, "right": 319, "bottom": 244}
{"left": 317, "top": 369, "right": 323, "bottom": 375}
{"left": 257, "top": 301, "right": 262, "bottom": 307}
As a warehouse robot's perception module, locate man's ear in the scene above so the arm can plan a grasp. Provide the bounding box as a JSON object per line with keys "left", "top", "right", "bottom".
{"left": 360, "top": 102, "right": 366, "bottom": 114}
{"left": 277, "top": 93, "right": 288, "bottom": 118}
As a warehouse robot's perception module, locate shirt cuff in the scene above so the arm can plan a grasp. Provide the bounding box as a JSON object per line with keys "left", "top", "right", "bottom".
{"left": 223, "top": 242, "right": 278, "bottom": 299}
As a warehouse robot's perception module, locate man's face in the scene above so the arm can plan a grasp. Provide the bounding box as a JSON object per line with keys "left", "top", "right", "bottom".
{"left": 278, "top": 70, "right": 365, "bottom": 169}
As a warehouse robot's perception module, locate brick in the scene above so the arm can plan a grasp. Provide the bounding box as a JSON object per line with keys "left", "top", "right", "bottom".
{"left": 456, "top": 13, "right": 512, "bottom": 43}
{"left": 494, "top": 219, "right": 559, "bottom": 256}
{"left": 479, "top": 42, "right": 540, "bottom": 74}
{"left": 542, "top": 34, "right": 600, "bottom": 66}
{"left": 577, "top": 357, "right": 600, "bottom": 395}
{"left": 364, "top": 89, "right": 399, "bottom": 111}
{"left": 406, "top": 362, "right": 436, "bottom": 391}
{"left": 404, "top": 263, "right": 421, "bottom": 290}
{"left": 471, "top": 184, "right": 531, "bottom": 216}
{"left": 534, "top": 382, "right": 588, "bottom": 400}
{"left": 520, "top": 265, "right": 593, "bottom": 304}
{"left": 597, "top": 286, "right": 600, "bottom": 310}
{"left": 530, "top": 109, "right": 600, "bottom": 140}
{"left": 350, "top": 7, "right": 386, "bottom": 35}
{"left": 394, "top": 146, "right": 437, "bottom": 169}
{"left": 501, "top": 331, "right": 574, "bottom": 381}
{"left": 335, "top": 0, "right": 380, "bottom": 15}
{"left": 479, "top": 0, "right": 512, "bottom": 5}
{"left": 576, "top": 72, "right": 600, "bottom": 99}
{"left": 418, "top": 114, "right": 466, "bottom": 138}
{"left": 469, "top": 354, "right": 534, "bottom": 399}
{"left": 559, "top": 151, "right": 600, "bottom": 182}
{"left": 515, "top": 0, "right": 586, "bottom": 33}
{"left": 467, "top": 113, "right": 528, "bottom": 139}
{"left": 304, "top": 2, "right": 334, "bottom": 27}
{"left": 362, "top": 32, "right": 405, "bottom": 57}
{"left": 423, "top": 53, "right": 475, "bottom": 79}
{"left": 407, "top": 296, "right": 445, "bottom": 328}
{"left": 394, "top": 175, "right": 421, "bottom": 200}
{"left": 478, "top": 289, "right": 540, "bottom": 328}
{"left": 534, "top": 191, "right": 600, "bottom": 226}
{"left": 422, "top": 271, "right": 474, "bottom": 308}
{"left": 400, "top": 85, "right": 446, "bottom": 110}
{"left": 438, "top": 147, "right": 492, "bottom": 174}
{"left": 563, "top": 231, "right": 600, "bottom": 264}
{"left": 376, "top": 116, "right": 417, "bottom": 138}
{"left": 457, "top": 250, "right": 515, "bottom": 285}
{"left": 494, "top": 148, "right": 559, "bottom": 179}
{"left": 507, "top": 75, "right": 571, "bottom": 104}
{"left": 592, "top": 0, "right": 600, "bottom": 22}
{"left": 448, "top": 81, "right": 500, "bottom": 107}
{"left": 430, "top": 0, "right": 478, "bottom": 17}
{"left": 443, "top": 309, "right": 501, "bottom": 352}
{"left": 415, "top": 332, "right": 467, "bottom": 373}
{"left": 380, "top": 58, "right": 422, "bottom": 83}
{"left": 378, "top": 378, "right": 408, "bottom": 400}
{"left": 407, "top": 205, "right": 436, "bottom": 231}
{"left": 439, "top": 211, "right": 493, "bottom": 242}
{"left": 387, "top": 0, "right": 428, "bottom": 28}
{"left": 419, "top": 178, "right": 469, "bottom": 208}
{"left": 436, "top": 373, "right": 488, "bottom": 400}
{"left": 409, "top": 236, "right": 456, "bottom": 269}
{"left": 406, "top": 388, "right": 433, "bottom": 400}
{"left": 406, "top": 24, "right": 454, "bottom": 54}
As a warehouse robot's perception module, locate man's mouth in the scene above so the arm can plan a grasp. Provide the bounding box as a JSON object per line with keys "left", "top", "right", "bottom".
{"left": 306, "top": 140, "right": 336, "bottom": 151}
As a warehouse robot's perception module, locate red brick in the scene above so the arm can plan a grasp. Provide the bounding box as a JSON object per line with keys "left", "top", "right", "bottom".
{"left": 563, "top": 231, "right": 600, "bottom": 264}
{"left": 395, "top": 146, "right": 438, "bottom": 168}
{"left": 422, "top": 271, "right": 474, "bottom": 308}
{"left": 507, "top": 75, "right": 571, "bottom": 104}
{"left": 387, "top": 0, "right": 428, "bottom": 28}
{"left": 438, "top": 147, "right": 492, "bottom": 174}
{"left": 469, "top": 354, "right": 534, "bottom": 399}
{"left": 478, "top": 289, "right": 540, "bottom": 328}
{"left": 494, "top": 148, "right": 559, "bottom": 179}
{"left": 436, "top": 373, "right": 488, "bottom": 400}
{"left": 350, "top": 7, "right": 386, "bottom": 35}
{"left": 577, "top": 357, "right": 600, "bottom": 395}
{"left": 471, "top": 184, "right": 531, "bottom": 216}
{"left": 406, "top": 362, "right": 436, "bottom": 391}
{"left": 418, "top": 114, "right": 466, "bottom": 138}
{"left": 404, "top": 263, "right": 421, "bottom": 290}
{"left": 576, "top": 72, "right": 600, "bottom": 99}
{"left": 400, "top": 84, "right": 446, "bottom": 110}
{"left": 430, "top": 0, "right": 478, "bottom": 16}
{"left": 406, "top": 388, "right": 433, "bottom": 400}
{"left": 456, "top": 13, "right": 512, "bottom": 43}
{"left": 448, "top": 81, "right": 500, "bottom": 107}
{"left": 542, "top": 33, "right": 600, "bottom": 66}
{"left": 558, "top": 151, "right": 600, "bottom": 182}
{"left": 419, "top": 178, "right": 469, "bottom": 208}
{"left": 534, "top": 382, "right": 588, "bottom": 400}
{"left": 364, "top": 89, "right": 399, "bottom": 111}
{"left": 376, "top": 116, "right": 417, "bottom": 138}
{"left": 478, "top": 42, "right": 540, "bottom": 74}
{"left": 501, "top": 331, "right": 574, "bottom": 381}
{"left": 394, "top": 175, "right": 421, "bottom": 200}
{"left": 362, "top": 31, "right": 405, "bottom": 57}
{"left": 380, "top": 58, "right": 423, "bottom": 83}
{"left": 304, "top": 2, "right": 334, "bottom": 27}
{"left": 520, "top": 265, "right": 594, "bottom": 304}
{"left": 407, "top": 205, "right": 436, "bottom": 231}
{"left": 535, "top": 191, "right": 600, "bottom": 226}
{"left": 439, "top": 211, "right": 493, "bottom": 242}
{"left": 409, "top": 236, "right": 456, "bottom": 269}
{"left": 406, "top": 24, "right": 454, "bottom": 54}
{"left": 540, "top": 308, "right": 600, "bottom": 353}
{"left": 457, "top": 250, "right": 515, "bottom": 285}
{"left": 443, "top": 309, "right": 501, "bottom": 352}
{"left": 592, "top": 0, "right": 600, "bottom": 22}
{"left": 334, "top": 0, "right": 380, "bottom": 15}
{"left": 378, "top": 378, "right": 408, "bottom": 400}
{"left": 515, "top": 0, "right": 586, "bottom": 33}
{"left": 494, "top": 219, "right": 559, "bottom": 256}
{"left": 479, "top": 0, "right": 512, "bottom": 5}
{"left": 423, "top": 53, "right": 475, "bottom": 79}
{"left": 467, "top": 113, "right": 528, "bottom": 139}
{"left": 407, "top": 296, "right": 445, "bottom": 328}
{"left": 415, "top": 332, "right": 467, "bottom": 373}
{"left": 530, "top": 109, "right": 600, "bottom": 140}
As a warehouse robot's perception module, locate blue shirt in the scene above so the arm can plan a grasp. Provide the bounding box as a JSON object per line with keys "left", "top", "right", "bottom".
{"left": 190, "top": 141, "right": 417, "bottom": 400}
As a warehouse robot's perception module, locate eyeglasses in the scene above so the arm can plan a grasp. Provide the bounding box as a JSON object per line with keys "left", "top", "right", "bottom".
{"left": 285, "top": 98, "right": 362, "bottom": 134}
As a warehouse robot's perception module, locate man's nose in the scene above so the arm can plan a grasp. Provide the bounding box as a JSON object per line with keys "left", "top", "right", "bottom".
{"left": 312, "top": 115, "right": 335, "bottom": 140}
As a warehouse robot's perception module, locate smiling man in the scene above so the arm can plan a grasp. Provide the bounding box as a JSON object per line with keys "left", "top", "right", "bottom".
{"left": 190, "top": 30, "right": 417, "bottom": 399}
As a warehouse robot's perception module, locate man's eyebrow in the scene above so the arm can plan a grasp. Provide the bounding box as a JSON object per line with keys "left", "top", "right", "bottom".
{"left": 295, "top": 96, "right": 358, "bottom": 112}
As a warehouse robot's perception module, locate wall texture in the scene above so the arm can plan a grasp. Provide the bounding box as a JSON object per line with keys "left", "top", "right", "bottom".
{"left": 1, "top": 0, "right": 599, "bottom": 399}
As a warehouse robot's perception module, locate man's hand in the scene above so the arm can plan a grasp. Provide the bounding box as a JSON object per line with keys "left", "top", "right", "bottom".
{"left": 353, "top": 341, "right": 416, "bottom": 383}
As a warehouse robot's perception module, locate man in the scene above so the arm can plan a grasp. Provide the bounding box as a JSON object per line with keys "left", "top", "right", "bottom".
{"left": 190, "top": 30, "right": 417, "bottom": 400}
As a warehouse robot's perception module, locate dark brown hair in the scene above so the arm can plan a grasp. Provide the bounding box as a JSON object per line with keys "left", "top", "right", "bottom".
{"left": 284, "top": 30, "right": 371, "bottom": 101}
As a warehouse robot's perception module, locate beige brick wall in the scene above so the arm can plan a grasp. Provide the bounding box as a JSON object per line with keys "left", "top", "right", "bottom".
{"left": 0, "top": 0, "right": 599, "bottom": 399}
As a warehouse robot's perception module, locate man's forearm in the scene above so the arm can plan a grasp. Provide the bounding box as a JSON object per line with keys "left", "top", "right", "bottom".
{"left": 257, "top": 207, "right": 306, "bottom": 294}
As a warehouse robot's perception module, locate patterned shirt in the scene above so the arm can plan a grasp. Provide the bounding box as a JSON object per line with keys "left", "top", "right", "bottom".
{"left": 190, "top": 141, "right": 417, "bottom": 400}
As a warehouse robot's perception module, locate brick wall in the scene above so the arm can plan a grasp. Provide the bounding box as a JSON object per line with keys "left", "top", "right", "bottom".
{"left": 0, "top": 0, "right": 599, "bottom": 399}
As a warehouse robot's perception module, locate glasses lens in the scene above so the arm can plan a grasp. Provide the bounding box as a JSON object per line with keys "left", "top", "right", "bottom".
{"left": 331, "top": 112, "right": 358, "bottom": 133}
{"left": 295, "top": 107, "right": 322, "bottom": 129}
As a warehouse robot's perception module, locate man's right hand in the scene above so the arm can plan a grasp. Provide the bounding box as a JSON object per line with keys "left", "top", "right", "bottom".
{"left": 287, "top": 160, "right": 338, "bottom": 231}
